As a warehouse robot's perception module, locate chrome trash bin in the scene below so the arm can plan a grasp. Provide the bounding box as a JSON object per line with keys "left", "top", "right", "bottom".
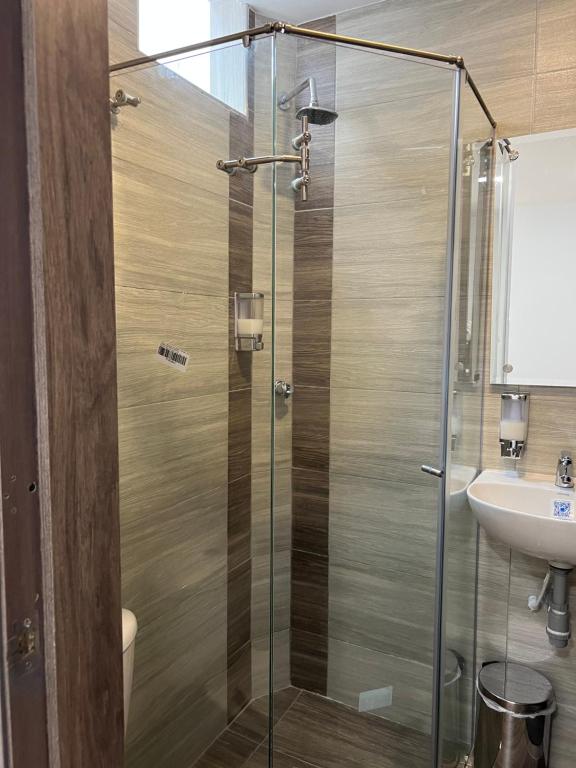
{"left": 474, "top": 662, "right": 555, "bottom": 767}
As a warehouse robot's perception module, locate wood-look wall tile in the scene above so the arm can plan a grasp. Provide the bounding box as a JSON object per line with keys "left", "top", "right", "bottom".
{"left": 116, "top": 286, "right": 228, "bottom": 408}
{"left": 290, "top": 629, "right": 327, "bottom": 695}
{"left": 252, "top": 467, "right": 292, "bottom": 557}
{"left": 536, "top": 0, "right": 576, "bottom": 74}
{"left": 294, "top": 209, "right": 334, "bottom": 301}
{"left": 291, "top": 550, "right": 328, "bottom": 637}
{"left": 252, "top": 550, "right": 291, "bottom": 639}
{"left": 229, "top": 111, "right": 254, "bottom": 208}
{"left": 126, "top": 568, "right": 227, "bottom": 767}
{"left": 107, "top": 0, "right": 138, "bottom": 63}
{"left": 292, "top": 468, "right": 329, "bottom": 558}
{"left": 329, "top": 474, "right": 437, "bottom": 575}
{"left": 228, "top": 474, "right": 251, "bottom": 572}
{"left": 252, "top": 630, "right": 291, "bottom": 699}
{"left": 112, "top": 158, "right": 228, "bottom": 296}
{"left": 328, "top": 555, "right": 436, "bottom": 665}
{"left": 533, "top": 68, "right": 576, "bottom": 132}
{"left": 121, "top": 484, "right": 227, "bottom": 626}
{"left": 228, "top": 388, "right": 252, "bottom": 483}
{"left": 228, "top": 559, "right": 251, "bottom": 658}
{"left": 478, "top": 76, "right": 534, "bottom": 138}
{"left": 111, "top": 68, "right": 229, "bottom": 196}
{"left": 292, "top": 387, "right": 330, "bottom": 472}
{"left": 330, "top": 297, "right": 444, "bottom": 393}
{"left": 118, "top": 393, "right": 228, "bottom": 524}
{"left": 335, "top": 43, "right": 452, "bottom": 111}
{"left": 332, "top": 197, "right": 448, "bottom": 300}
{"left": 334, "top": 95, "right": 451, "bottom": 208}
{"left": 227, "top": 640, "right": 253, "bottom": 723}
{"left": 337, "top": 0, "right": 536, "bottom": 87}
{"left": 475, "top": 530, "right": 511, "bottom": 667}
{"left": 293, "top": 301, "right": 332, "bottom": 388}
{"left": 330, "top": 388, "right": 441, "bottom": 484}
{"left": 229, "top": 199, "right": 253, "bottom": 295}
{"left": 327, "top": 639, "right": 434, "bottom": 734}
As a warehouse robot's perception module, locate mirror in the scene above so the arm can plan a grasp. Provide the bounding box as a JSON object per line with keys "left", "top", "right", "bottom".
{"left": 491, "top": 128, "right": 576, "bottom": 387}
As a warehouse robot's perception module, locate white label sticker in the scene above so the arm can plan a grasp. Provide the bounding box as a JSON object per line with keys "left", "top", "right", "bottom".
{"left": 158, "top": 343, "right": 189, "bottom": 371}
{"left": 553, "top": 499, "right": 573, "bottom": 519}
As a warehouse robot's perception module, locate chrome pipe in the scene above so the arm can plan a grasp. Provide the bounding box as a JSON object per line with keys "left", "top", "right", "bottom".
{"left": 216, "top": 154, "right": 302, "bottom": 174}
{"left": 278, "top": 77, "right": 318, "bottom": 110}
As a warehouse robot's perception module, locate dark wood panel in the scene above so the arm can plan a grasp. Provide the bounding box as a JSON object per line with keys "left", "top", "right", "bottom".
{"left": 27, "top": 0, "right": 124, "bottom": 764}
{"left": 0, "top": 1, "right": 49, "bottom": 764}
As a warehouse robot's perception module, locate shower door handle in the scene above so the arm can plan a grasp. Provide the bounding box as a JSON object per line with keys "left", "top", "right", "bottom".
{"left": 421, "top": 465, "right": 444, "bottom": 478}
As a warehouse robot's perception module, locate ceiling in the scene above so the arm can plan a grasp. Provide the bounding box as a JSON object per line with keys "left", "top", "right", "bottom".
{"left": 251, "top": 0, "right": 376, "bottom": 24}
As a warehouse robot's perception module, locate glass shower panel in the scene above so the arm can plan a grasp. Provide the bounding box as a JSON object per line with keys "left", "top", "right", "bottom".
{"left": 272, "top": 31, "right": 457, "bottom": 767}
{"left": 110, "top": 36, "right": 275, "bottom": 768}
{"left": 438, "top": 78, "right": 494, "bottom": 768}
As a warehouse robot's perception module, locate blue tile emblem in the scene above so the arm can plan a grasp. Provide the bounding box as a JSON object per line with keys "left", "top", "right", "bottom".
{"left": 553, "top": 500, "right": 573, "bottom": 519}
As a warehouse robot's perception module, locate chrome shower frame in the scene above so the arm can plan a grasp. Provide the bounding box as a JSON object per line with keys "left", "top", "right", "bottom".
{"left": 109, "top": 21, "right": 497, "bottom": 768}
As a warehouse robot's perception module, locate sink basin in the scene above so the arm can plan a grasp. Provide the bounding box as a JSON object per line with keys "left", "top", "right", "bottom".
{"left": 467, "top": 470, "right": 576, "bottom": 567}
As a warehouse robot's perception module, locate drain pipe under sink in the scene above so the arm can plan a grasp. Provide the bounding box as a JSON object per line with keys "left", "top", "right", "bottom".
{"left": 528, "top": 565, "right": 572, "bottom": 648}
{"left": 546, "top": 565, "right": 572, "bottom": 648}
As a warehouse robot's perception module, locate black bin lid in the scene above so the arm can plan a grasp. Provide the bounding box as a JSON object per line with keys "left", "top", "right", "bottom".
{"left": 478, "top": 662, "right": 555, "bottom": 716}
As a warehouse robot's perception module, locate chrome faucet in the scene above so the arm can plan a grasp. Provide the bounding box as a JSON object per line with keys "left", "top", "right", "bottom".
{"left": 555, "top": 454, "right": 574, "bottom": 489}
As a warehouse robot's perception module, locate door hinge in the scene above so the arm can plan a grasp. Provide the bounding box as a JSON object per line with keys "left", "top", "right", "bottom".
{"left": 8, "top": 618, "right": 39, "bottom": 674}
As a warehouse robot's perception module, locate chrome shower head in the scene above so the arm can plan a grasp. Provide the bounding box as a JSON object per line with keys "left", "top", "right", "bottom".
{"left": 296, "top": 104, "right": 338, "bottom": 125}
{"left": 278, "top": 76, "right": 338, "bottom": 125}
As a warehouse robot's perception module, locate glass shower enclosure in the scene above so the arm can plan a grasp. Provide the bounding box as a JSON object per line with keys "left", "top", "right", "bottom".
{"left": 109, "top": 18, "right": 495, "bottom": 768}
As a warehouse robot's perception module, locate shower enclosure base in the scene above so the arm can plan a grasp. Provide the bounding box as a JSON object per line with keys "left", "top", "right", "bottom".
{"left": 193, "top": 687, "right": 430, "bottom": 768}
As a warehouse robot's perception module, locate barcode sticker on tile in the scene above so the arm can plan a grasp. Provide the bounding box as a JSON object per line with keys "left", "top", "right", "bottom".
{"left": 157, "top": 343, "right": 189, "bottom": 371}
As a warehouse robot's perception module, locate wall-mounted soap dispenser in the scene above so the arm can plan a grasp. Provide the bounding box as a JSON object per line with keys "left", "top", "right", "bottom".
{"left": 500, "top": 393, "right": 529, "bottom": 459}
{"left": 234, "top": 292, "right": 264, "bottom": 351}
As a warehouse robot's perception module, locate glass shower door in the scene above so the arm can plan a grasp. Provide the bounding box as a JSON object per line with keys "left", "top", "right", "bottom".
{"left": 110, "top": 35, "right": 278, "bottom": 768}
{"left": 270, "top": 31, "right": 462, "bottom": 768}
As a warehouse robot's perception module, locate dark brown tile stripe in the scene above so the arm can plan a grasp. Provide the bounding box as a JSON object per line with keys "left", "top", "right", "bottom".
{"left": 227, "top": 14, "right": 256, "bottom": 721}
{"left": 291, "top": 15, "right": 336, "bottom": 696}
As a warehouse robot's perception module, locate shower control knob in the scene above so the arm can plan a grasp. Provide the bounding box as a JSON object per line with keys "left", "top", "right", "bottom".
{"left": 274, "top": 380, "right": 294, "bottom": 399}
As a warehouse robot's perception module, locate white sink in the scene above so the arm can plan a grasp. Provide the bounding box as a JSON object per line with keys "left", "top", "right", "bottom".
{"left": 467, "top": 470, "right": 576, "bottom": 567}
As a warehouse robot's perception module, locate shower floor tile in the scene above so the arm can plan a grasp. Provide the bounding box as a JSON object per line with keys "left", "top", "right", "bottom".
{"left": 194, "top": 687, "right": 430, "bottom": 768}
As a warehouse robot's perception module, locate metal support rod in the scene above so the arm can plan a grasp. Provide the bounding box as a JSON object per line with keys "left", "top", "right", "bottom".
{"left": 109, "top": 23, "right": 275, "bottom": 72}
{"left": 216, "top": 154, "right": 302, "bottom": 174}
{"left": 108, "top": 20, "right": 496, "bottom": 132}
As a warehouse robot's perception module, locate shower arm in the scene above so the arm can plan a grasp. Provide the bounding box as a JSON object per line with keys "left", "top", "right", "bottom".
{"left": 278, "top": 77, "right": 319, "bottom": 110}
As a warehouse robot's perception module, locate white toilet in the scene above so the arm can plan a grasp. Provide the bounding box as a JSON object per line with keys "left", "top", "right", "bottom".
{"left": 121, "top": 608, "right": 138, "bottom": 734}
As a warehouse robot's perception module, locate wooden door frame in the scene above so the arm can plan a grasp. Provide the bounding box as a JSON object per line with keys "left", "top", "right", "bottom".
{"left": 0, "top": 1, "right": 124, "bottom": 766}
